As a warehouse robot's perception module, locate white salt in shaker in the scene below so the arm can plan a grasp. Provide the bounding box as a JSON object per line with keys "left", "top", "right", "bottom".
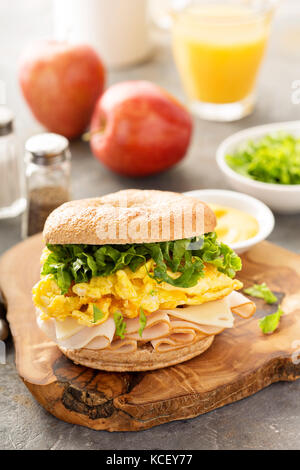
{"left": 0, "top": 106, "right": 26, "bottom": 219}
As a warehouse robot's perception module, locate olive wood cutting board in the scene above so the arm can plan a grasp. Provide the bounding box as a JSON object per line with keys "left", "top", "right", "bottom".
{"left": 0, "top": 233, "right": 300, "bottom": 432}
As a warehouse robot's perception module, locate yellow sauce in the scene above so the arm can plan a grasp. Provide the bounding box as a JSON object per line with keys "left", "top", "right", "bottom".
{"left": 209, "top": 204, "right": 259, "bottom": 244}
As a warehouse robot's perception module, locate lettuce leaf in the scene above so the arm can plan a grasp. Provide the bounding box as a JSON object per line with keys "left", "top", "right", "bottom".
{"left": 41, "top": 232, "right": 241, "bottom": 294}
{"left": 138, "top": 307, "right": 147, "bottom": 338}
{"left": 226, "top": 133, "right": 300, "bottom": 185}
{"left": 92, "top": 305, "right": 105, "bottom": 324}
{"left": 244, "top": 283, "right": 278, "bottom": 304}
{"left": 259, "top": 307, "right": 283, "bottom": 334}
{"left": 113, "top": 312, "right": 127, "bottom": 339}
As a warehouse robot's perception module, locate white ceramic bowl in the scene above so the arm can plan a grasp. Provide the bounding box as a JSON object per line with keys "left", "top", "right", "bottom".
{"left": 184, "top": 189, "right": 275, "bottom": 254}
{"left": 216, "top": 121, "right": 300, "bottom": 213}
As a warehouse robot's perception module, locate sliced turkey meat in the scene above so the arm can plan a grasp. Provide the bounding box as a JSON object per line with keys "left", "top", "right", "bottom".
{"left": 109, "top": 338, "right": 137, "bottom": 353}
{"left": 227, "top": 291, "right": 256, "bottom": 318}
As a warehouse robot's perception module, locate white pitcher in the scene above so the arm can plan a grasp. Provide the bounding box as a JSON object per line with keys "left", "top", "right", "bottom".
{"left": 53, "top": 0, "right": 151, "bottom": 69}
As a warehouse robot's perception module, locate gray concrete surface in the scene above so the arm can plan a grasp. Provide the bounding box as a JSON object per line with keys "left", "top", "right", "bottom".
{"left": 0, "top": 0, "right": 300, "bottom": 450}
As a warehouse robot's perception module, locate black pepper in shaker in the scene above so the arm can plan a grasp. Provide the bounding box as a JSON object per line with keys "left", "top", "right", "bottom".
{"left": 23, "top": 133, "right": 71, "bottom": 237}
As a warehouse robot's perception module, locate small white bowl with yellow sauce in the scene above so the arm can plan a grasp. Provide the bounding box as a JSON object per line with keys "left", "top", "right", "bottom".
{"left": 184, "top": 189, "right": 275, "bottom": 254}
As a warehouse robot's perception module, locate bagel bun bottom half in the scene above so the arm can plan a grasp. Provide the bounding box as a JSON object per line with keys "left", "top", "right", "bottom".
{"left": 59, "top": 335, "right": 215, "bottom": 372}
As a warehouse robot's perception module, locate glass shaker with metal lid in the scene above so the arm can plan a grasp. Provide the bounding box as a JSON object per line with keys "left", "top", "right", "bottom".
{"left": 0, "top": 106, "right": 26, "bottom": 219}
{"left": 23, "top": 133, "right": 71, "bottom": 237}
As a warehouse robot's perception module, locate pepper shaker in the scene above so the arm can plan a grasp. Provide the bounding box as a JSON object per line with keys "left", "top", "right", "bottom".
{"left": 23, "top": 133, "right": 71, "bottom": 237}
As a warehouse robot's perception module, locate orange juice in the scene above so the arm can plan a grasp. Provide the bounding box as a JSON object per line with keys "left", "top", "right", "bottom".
{"left": 172, "top": 3, "right": 271, "bottom": 105}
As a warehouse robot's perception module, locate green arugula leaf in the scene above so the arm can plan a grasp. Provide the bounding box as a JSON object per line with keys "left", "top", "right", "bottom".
{"left": 113, "top": 312, "right": 127, "bottom": 339}
{"left": 259, "top": 307, "right": 284, "bottom": 334}
{"left": 138, "top": 307, "right": 147, "bottom": 338}
{"left": 43, "top": 232, "right": 242, "bottom": 294}
{"left": 92, "top": 305, "right": 105, "bottom": 324}
{"left": 244, "top": 283, "right": 277, "bottom": 304}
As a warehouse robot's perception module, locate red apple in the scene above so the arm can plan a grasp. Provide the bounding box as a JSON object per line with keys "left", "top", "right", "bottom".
{"left": 19, "top": 41, "right": 105, "bottom": 139}
{"left": 90, "top": 81, "right": 193, "bottom": 176}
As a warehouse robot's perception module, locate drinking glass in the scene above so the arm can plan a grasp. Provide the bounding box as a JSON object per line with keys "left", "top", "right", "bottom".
{"left": 172, "top": 0, "right": 276, "bottom": 121}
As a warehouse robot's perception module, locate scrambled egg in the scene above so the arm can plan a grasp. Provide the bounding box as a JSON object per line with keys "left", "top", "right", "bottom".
{"left": 33, "top": 258, "right": 242, "bottom": 327}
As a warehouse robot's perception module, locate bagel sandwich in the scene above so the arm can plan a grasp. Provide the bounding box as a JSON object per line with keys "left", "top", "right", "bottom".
{"left": 33, "top": 189, "right": 256, "bottom": 371}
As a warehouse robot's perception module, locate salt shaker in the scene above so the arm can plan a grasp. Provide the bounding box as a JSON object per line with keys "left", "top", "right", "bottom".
{"left": 23, "top": 133, "right": 71, "bottom": 237}
{"left": 0, "top": 106, "right": 26, "bottom": 219}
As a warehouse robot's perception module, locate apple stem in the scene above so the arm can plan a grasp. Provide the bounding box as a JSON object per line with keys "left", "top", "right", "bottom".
{"left": 82, "top": 118, "right": 106, "bottom": 142}
{"left": 82, "top": 129, "right": 102, "bottom": 142}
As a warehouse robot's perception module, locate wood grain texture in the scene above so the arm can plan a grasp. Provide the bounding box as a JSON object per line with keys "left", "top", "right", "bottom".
{"left": 0, "top": 234, "right": 300, "bottom": 431}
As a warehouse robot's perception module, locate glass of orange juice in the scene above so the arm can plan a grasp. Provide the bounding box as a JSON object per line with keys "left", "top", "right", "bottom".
{"left": 172, "top": 0, "right": 276, "bottom": 121}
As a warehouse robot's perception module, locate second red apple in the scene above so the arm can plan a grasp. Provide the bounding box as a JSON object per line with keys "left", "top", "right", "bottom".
{"left": 90, "top": 81, "right": 193, "bottom": 176}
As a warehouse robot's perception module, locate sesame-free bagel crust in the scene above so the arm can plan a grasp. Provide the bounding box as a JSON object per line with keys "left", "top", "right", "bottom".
{"left": 43, "top": 189, "right": 216, "bottom": 245}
